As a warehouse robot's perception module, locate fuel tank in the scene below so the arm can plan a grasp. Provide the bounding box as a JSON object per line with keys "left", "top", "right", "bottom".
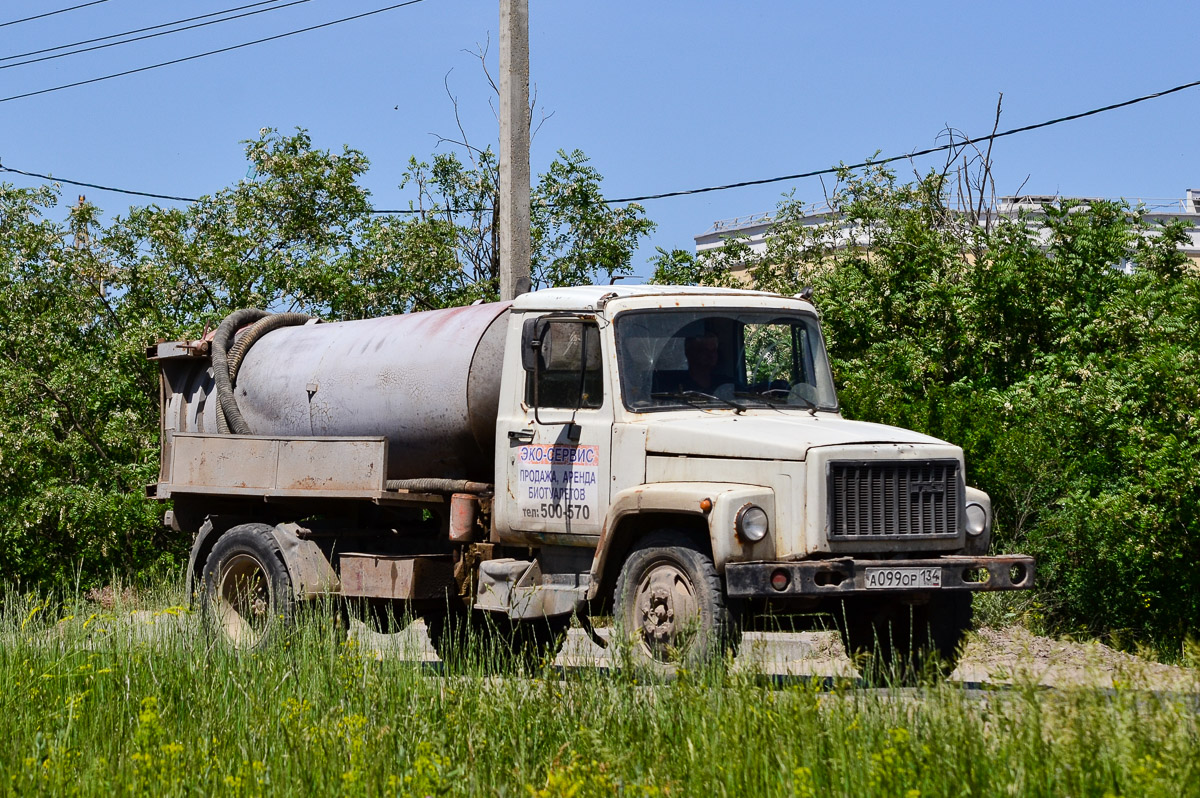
{"left": 179, "top": 302, "right": 511, "bottom": 481}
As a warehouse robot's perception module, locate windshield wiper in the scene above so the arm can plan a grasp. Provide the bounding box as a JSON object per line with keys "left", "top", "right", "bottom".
{"left": 735, "top": 389, "right": 818, "bottom": 416}
{"left": 651, "top": 390, "right": 746, "bottom": 414}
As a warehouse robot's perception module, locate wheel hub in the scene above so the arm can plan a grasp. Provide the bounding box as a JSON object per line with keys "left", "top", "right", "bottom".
{"left": 216, "top": 553, "right": 273, "bottom": 648}
{"left": 632, "top": 562, "right": 699, "bottom": 660}
{"left": 639, "top": 586, "right": 676, "bottom": 643}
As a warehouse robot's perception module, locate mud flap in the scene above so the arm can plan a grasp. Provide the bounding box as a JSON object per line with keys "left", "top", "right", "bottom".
{"left": 269, "top": 523, "right": 341, "bottom": 599}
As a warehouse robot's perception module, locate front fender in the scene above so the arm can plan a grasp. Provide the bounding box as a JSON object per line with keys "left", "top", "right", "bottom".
{"left": 588, "top": 482, "right": 776, "bottom": 600}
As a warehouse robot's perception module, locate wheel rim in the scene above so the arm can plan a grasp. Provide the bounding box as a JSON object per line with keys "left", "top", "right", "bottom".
{"left": 215, "top": 553, "right": 273, "bottom": 648}
{"left": 632, "top": 560, "right": 700, "bottom": 662}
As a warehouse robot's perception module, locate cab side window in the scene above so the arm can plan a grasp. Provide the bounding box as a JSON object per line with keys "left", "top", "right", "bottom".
{"left": 525, "top": 320, "right": 604, "bottom": 409}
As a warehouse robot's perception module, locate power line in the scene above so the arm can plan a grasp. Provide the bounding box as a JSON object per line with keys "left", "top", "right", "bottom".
{"left": 369, "top": 207, "right": 462, "bottom": 215}
{"left": 1, "top": 0, "right": 315, "bottom": 73}
{"left": 0, "top": 160, "right": 424, "bottom": 211}
{"left": 0, "top": 163, "right": 197, "bottom": 203}
{"left": 607, "top": 77, "right": 1200, "bottom": 204}
{"left": 2, "top": 1, "right": 279, "bottom": 61}
{"left": 2, "top": 76, "right": 1198, "bottom": 211}
{"left": 0, "top": 0, "right": 429, "bottom": 104}
{"left": 0, "top": 0, "right": 107, "bottom": 29}
{"left": 1, "top": 1, "right": 300, "bottom": 69}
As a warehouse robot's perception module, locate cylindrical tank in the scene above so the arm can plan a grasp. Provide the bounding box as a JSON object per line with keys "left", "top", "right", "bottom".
{"left": 178, "top": 302, "right": 511, "bottom": 481}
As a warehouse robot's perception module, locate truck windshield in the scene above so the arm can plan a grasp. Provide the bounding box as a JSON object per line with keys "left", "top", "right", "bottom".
{"left": 615, "top": 309, "right": 838, "bottom": 412}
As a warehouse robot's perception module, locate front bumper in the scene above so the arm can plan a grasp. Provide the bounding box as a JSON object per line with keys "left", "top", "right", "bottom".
{"left": 725, "top": 555, "right": 1034, "bottom": 598}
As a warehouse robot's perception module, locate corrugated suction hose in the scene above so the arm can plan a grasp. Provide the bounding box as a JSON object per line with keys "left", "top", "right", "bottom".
{"left": 385, "top": 479, "right": 492, "bottom": 494}
{"left": 212, "top": 309, "right": 313, "bottom": 434}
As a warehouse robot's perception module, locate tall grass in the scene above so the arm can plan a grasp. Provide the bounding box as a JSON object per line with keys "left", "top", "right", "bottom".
{"left": 1, "top": 585, "right": 1197, "bottom": 797}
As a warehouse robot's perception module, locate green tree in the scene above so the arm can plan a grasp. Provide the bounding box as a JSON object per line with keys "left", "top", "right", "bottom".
{"left": 363, "top": 146, "right": 654, "bottom": 311}
{"left": 0, "top": 186, "right": 172, "bottom": 585}
{"left": 101, "top": 128, "right": 376, "bottom": 332}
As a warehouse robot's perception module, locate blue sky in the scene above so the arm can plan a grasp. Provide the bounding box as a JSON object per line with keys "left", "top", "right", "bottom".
{"left": 1, "top": 0, "right": 1195, "bottom": 280}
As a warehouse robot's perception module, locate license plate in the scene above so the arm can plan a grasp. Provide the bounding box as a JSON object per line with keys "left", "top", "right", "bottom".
{"left": 864, "top": 567, "right": 942, "bottom": 589}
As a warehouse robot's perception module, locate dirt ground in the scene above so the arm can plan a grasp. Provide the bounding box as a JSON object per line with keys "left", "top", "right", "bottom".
{"left": 109, "top": 610, "right": 1198, "bottom": 690}
{"left": 369, "top": 622, "right": 1200, "bottom": 690}
{"left": 953, "top": 625, "right": 1198, "bottom": 691}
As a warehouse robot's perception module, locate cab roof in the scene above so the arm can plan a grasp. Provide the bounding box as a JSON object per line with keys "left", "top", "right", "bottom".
{"left": 509, "top": 284, "right": 807, "bottom": 313}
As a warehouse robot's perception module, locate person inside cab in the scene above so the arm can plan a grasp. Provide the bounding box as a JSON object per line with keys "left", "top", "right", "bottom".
{"left": 646, "top": 320, "right": 738, "bottom": 401}
{"left": 679, "top": 332, "right": 722, "bottom": 393}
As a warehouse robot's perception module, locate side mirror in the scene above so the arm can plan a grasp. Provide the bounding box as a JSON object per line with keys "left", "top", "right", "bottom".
{"left": 522, "top": 318, "right": 596, "bottom": 372}
{"left": 521, "top": 317, "right": 545, "bottom": 372}
{"left": 521, "top": 317, "right": 601, "bottom": 420}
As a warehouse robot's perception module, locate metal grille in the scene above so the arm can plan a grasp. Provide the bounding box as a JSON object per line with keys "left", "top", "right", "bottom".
{"left": 828, "top": 460, "right": 961, "bottom": 540}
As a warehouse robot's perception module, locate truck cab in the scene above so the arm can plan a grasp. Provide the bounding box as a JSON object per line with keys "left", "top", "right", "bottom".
{"left": 486, "top": 285, "right": 1031, "bottom": 674}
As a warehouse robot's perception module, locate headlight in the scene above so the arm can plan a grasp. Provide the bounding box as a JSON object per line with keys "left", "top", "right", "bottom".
{"left": 965, "top": 502, "right": 988, "bottom": 536}
{"left": 735, "top": 504, "right": 769, "bottom": 542}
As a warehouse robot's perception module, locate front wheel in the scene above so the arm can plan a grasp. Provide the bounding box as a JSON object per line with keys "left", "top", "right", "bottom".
{"left": 613, "top": 531, "right": 737, "bottom": 676}
{"left": 200, "top": 523, "right": 295, "bottom": 650}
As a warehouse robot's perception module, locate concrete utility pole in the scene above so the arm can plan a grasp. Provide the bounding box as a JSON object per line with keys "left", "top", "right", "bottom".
{"left": 499, "top": 0, "right": 531, "bottom": 301}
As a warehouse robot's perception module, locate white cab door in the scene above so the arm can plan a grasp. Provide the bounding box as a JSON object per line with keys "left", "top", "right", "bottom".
{"left": 498, "top": 315, "right": 612, "bottom": 542}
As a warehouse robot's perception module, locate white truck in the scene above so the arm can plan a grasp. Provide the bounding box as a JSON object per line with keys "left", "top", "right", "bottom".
{"left": 150, "top": 285, "right": 1032, "bottom": 675}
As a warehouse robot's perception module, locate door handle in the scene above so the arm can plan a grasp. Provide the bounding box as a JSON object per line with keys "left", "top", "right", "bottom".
{"left": 508, "top": 429, "right": 535, "bottom": 443}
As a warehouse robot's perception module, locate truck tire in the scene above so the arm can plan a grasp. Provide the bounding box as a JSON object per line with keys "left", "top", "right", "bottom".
{"left": 836, "top": 593, "right": 972, "bottom": 683}
{"left": 200, "top": 523, "right": 295, "bottom": 650}
{"left": 613, "top": 531, "right": 736, "bottom": 676}
{"left": 424, "top": 603, "right": 570, "bottom": 673}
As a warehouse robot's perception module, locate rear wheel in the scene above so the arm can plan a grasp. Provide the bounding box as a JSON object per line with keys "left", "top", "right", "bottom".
{"left": 201, "top": 523, "right": 295, "bottom": 650}
{"left": 613, "top": 531, "right": 736, "bottom": 676}
{"left": 836, "top": 593, "right": 972, "bottom": 683}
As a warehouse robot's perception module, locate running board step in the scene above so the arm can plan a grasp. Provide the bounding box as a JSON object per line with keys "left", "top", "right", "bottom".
{"left": 474, "top": 558, "right": 586, "bottom": 619}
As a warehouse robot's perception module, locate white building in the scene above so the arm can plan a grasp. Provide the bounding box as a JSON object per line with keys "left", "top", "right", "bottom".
{"left": 696, "top": 190, "right": 1200, "bottom": 272}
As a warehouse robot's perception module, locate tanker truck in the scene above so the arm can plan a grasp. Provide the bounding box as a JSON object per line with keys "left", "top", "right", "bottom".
{"left": 149, "top": 284, "right": 1033, "bottom": 675}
